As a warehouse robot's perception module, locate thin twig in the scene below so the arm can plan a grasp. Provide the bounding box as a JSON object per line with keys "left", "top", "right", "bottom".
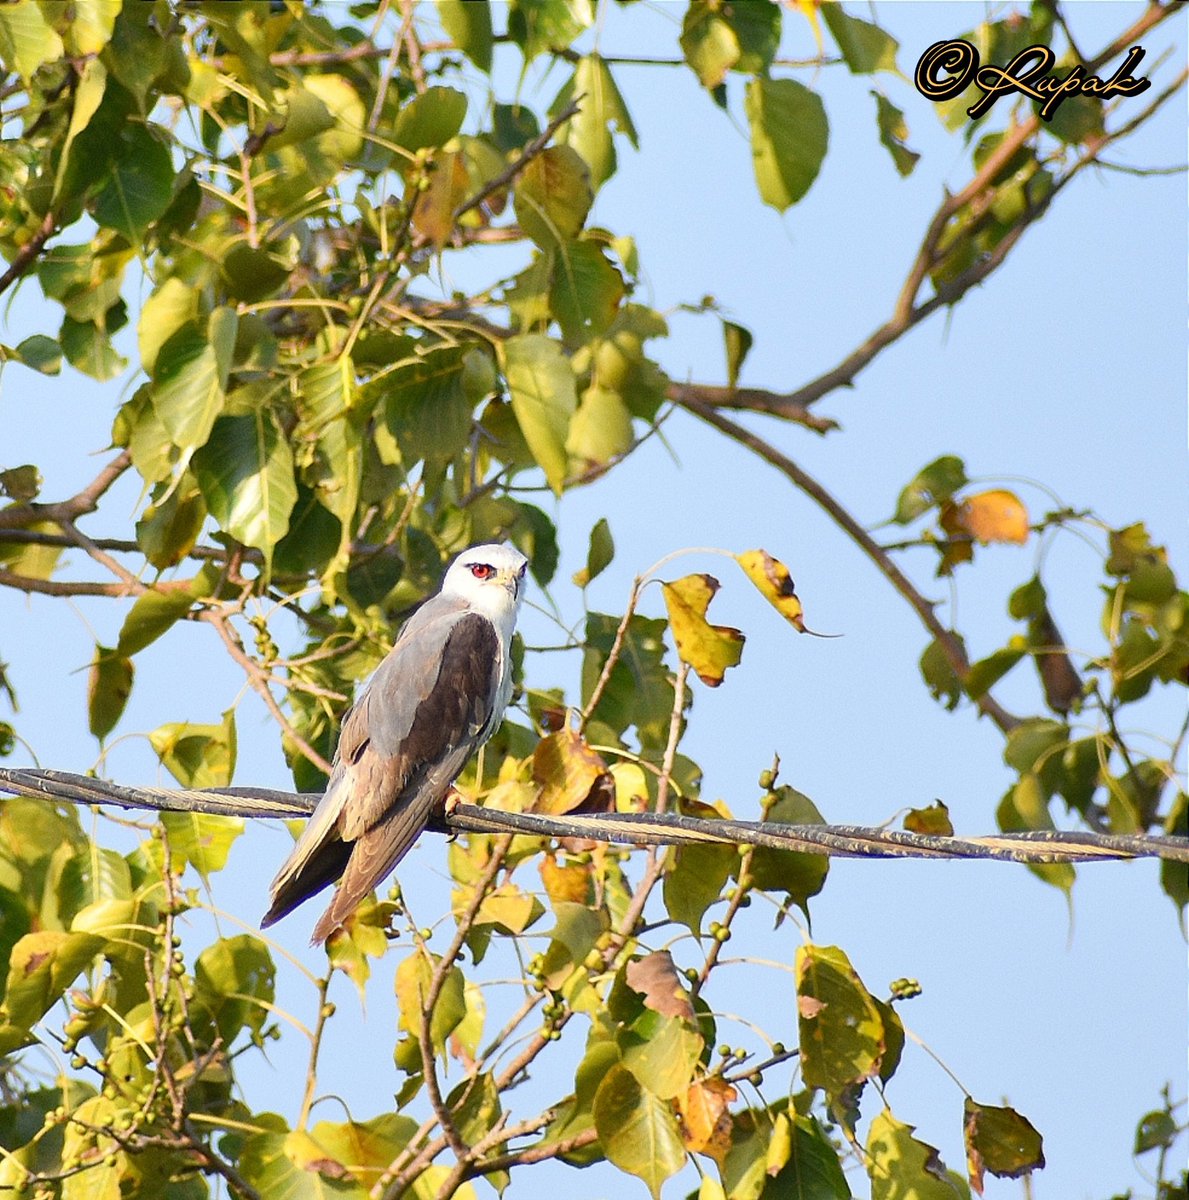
{"left": 0, "top": 208, "right": 55, "bottom": 297}
{"left": 453, "top": 99, "right": 582, "bottom": 224}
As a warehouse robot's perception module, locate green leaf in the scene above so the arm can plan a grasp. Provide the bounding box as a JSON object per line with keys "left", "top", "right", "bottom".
{"left": 723, "top": 320, "right": 752, "bottom": 390}
{"left": 149, "top": 709, "right": 237, "bottom": 789}
{"left": 436, "top": 0, "right": 493, "bottom": 72}
{"left": 507, "top": 0, "right": 593, "bottom": 65}
{"left": 767, "top": 1113, "right": 853, "bottom": 1199}
{"left": 796, "top": 943, "right": 884, "bottom": 1100}
{"left": 307, "top": 1114, "right": 419, "bottom": 1186}
{"left": 998, "top": 775, "right": 1075, "bottom": 895}
{"left": 744, "top": 78, "right": 828, "bottom": 212}
{"left": 116, "top": 586, "right": 197, "bottom": 657}
{"left": 549, "top": 239, "right": 626, "bottom": 344}
{"left": 0, "top": 464, "right": 40, "bottom": 501}
{"left": 193, "top": 409, "right": 297, "bottom": 561}
{"left": 57, "top": 847, "right": 132, "bottom": 920}
{"left": 0, "top": 931, "right": 105, "bottom": 1049}
{"left": 87, "top": 644, "right": 133, "bottom": 741}
{"left": 592, "top": 1063, "right": 685, "bottom": 1198}
{"left": 395, "top": 949, "right": 466, "bottom": 1055}
{"left": 573, "top": 516, "right": 614, "bottom": 588}
{"left": 152, "top": 322, "right": 226, "bottom": 452}
{"left": 963, "top": 1099, "right": 1044, "bottom": 1192}
{"left": 919, "top": 636, "right": 964, "bottom": 710}
{"left": 91, "top": 125, "right": 175, "bottom": 239}
{"left": 680, "top": 0, "right": 780, "bottom": 88}
{"left": 514, "top": 146, "right": 593, "bottom": 253}
{"left": 751, "top": 786, "right": 829, "bottom": 910}
{"left": 566, "top": 385, "right": 634, "bottom": 469}
{"left": 2, "top": 335, "right": 62, "bottom": 375}
{"left": 57, "top": 0, "right": 121, "bottom": 56}
{"left": 868, "top": 1109, "right": 968, "bottom": 1200}
{"left": 582, "top": 612, "right": 675, "bottom": 748}
{"left": 663, "top": 840, "right": 733, "bottom": 935}
{"left": 1134, "top": 1108, "right": 1177, "bottom": 1155}
{"left": 661, "top": 573, "right": 745, "bottom": 688}
{"left": 502, "top": 333, "right": 578, "bottom": 494}
{"left": 193, "top": 934, "right": 275, "bottom": 1046}
{"left": 0, "top": 1, "right": 63, "bottom": 82}
{"left": 60, "top": 310, "right": 127, "bottom": 382}
{"left": 377, "top": 344, "right": 475, "bottom": 468}
{"left": 394, "top": 85, "right": 468, "bottom": 151}
{"left": 872, "top": 90, "right": 920, "bottom": 177}
{"left": 620, "top": 1010, "right": 702, "bottom": 1101}
{"left": 137, "top": 277, "right": 199, "bottom": 376}
{"left": 134, "top": 478, "right": 207, "bottom": 569}
{"left": 894, "top": 455, "right": 968, "bottom": 524}
{"left": 965, "top": 638, "right": 1026, "bottom": 700}
{"left": 821, "top": 5, "right": 898, "bottom": 74}
{"left": 160, "top": 809, "right": 244, "bottom": 881}
{"left": 552, "top": 54, "right": 638, "bottom": 188}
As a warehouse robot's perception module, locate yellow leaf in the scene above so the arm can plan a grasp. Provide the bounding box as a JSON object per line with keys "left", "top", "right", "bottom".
{"left": 675, "top": 1077, "right": 736, "bottom": 1162}
{"left": 661, "top": 573, "right": 745, "bottom": 687}
{"left": 735, "top": 549, "right": 807, "bottom": 631}
{"left": 792, "top": 0, "right": 824, "bottom": 56}
{"left": 532, "top": 728, "right": 611, "bottom": 814}
{"left": 956, "top": 489, "right": 1029, "bottom": 545}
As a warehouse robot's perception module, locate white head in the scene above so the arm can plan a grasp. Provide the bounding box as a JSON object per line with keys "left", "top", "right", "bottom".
{"left": 441, "top": 543, "right": 530, "bottom": 626}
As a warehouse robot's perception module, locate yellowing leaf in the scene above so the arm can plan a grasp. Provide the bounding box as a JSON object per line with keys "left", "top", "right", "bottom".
{"left": 954, "top": 489, "right": 1030, "bottom": 545}
{"left": 868, "top": 1109, "right": 966, "bottom": 1200}
{"left": 676, "top": 1077, "right": 736, "bottom": 1162}
{"left": 903, "top": 801, "right": 954, "bottom": 836}
{"left": 735, "top": 550, "right": 807, "bottom": 631}
{"left": 661, "top": 573, "right": 744, "bottom": 687}
{"left": 532, "top": 728, "right": 611, "bottom": 814}
{"left": 412, "top": 150, "right": 469, "bottom": 248}
{"left": 963, "top": 1099, "right": 1045, "bottom": 1195}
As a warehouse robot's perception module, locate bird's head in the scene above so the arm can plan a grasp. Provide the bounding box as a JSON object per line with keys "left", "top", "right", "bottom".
{"left": 443, "top": 543, "right": 530, "bottom": 614}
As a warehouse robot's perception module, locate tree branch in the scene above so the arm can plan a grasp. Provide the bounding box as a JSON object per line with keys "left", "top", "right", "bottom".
{"left": 0, "top": 450, "right": 132, "bottom": 531}
{"left": 680, "top": 399, "right": 1020, "bottom": 732}
{"left": 0, "top": 208, "right": 56, "bottom": 298}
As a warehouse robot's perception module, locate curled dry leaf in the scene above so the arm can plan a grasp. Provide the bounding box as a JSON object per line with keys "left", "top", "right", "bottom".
{"left": 625, "top": 949, "right": 695, "bottom": 1021}
{"left": 532, "top": 727, "right": 613, "bottom": 815}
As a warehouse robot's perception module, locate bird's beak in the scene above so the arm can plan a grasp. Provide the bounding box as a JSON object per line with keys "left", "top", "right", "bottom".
{"left": 498, "top": 566, "right": 520, "bottom": 599}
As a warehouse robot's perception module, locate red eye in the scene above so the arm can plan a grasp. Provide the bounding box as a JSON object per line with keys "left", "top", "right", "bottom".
{"left": 469, "top": 563, "right": 494, "bottom": 580}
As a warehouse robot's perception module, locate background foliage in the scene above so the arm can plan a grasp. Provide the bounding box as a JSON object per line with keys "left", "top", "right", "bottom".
{"left": 0, "top": 2, "right": 1184, "bottom": 1198}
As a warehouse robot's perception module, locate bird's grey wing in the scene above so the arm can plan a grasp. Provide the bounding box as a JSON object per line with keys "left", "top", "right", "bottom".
{"left": 261, "top": 596, "right": 471, "bottom": 932}
{"left": 307, "top": 611, "right": 503, "bottom": 943}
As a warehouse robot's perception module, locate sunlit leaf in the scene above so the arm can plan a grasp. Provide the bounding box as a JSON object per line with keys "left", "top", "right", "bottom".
{"left": 868, "top": 1109, "right": 969, "bottom": 1200}
{"left": 436, "top": 0, "right": 493, "bottom": 72}
{"left": 502, "top": 333, "right": 578, "bottom": 494}
{"left": 573, "top": 517, "right": 614, "bottom": 588}
{"left": 744, "top": 78, "right": 828, "bottom": 211}
{"left": 149, "top": 709, "right": 237, "bottom": 790}
{"left": 662, "top": 574, "right": 745, "bottom": 687}
{"left": 735, "top": 549, "right": 808, "bottom": 632}
{"left": 395, "top": 86, "right": 468, "bottom": 151}
{"left": 514, "top": 146, "right": 593, "bottom": 253}
{"left": 551, "top": 54, "right": 637, "bottom": 188}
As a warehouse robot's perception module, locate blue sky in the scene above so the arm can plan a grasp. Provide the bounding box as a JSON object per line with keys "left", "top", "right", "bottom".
{"left": 0, "top": 3, "right": 1184, "bottom": 1197}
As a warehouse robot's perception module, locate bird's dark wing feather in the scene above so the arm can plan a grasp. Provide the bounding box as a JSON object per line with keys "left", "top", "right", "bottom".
{"left": 263, "top": 610, "right": 502, "bottom": 942}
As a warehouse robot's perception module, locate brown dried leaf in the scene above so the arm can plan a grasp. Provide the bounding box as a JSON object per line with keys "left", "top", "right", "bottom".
{"left": 1029, "top": 606, "right": 1082, "bottom": 714}
{"left": 625, "top": 950, "right": 695, "bottom": 1021}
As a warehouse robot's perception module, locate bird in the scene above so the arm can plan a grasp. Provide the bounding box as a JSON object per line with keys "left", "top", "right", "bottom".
{"left": 262, "top": 542, "right": 529, "bottom": 944}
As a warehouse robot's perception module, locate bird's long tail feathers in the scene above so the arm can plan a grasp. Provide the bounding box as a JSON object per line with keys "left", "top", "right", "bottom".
{"left": 308, "top": 796, "right": 433, "bottom": 945}
{"left": 260, "top": 835, "right": 352, "bottom": 930}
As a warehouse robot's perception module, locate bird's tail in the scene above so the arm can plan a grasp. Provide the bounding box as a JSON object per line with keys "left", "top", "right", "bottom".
{"left": 307, "top": 795, "right": 432, "bottom": 944}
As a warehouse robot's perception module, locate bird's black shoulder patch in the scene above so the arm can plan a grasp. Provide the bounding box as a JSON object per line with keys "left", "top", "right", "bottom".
{"left": 401, "top": 613, "right": 500, "bottom": 762}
